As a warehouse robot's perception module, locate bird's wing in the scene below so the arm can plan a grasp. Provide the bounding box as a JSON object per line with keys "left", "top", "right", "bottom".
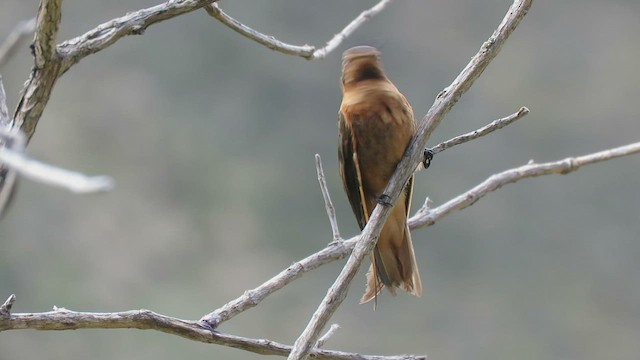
{"left": 338, "top": 111, "right": 369, "bottom": 230}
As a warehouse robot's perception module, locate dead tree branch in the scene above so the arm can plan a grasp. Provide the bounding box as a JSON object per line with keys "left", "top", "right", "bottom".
{"left": 287, "top": 1, "right": 534, "bottom": 359}
{"left": 428, "top": 106, "right": 529, "bottom": 156}
{"left": 0, "top": 295, "right": 425, "bottom": 360}
{"left": 409, "top": 140, "right": 640, "bottom": 229}
{"left": 316, "top": 154, "right": 342, "bottom": 242}
{"left": 204, "top": 0, "right": 394, "bottom": 60}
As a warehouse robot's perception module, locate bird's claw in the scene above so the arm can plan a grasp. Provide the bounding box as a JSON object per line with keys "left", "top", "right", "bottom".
{"left": 423, "top": 149, "right": 434, "bottom": 169}
{"left": 377, "top": 194, "right": 393, "bottom": 207}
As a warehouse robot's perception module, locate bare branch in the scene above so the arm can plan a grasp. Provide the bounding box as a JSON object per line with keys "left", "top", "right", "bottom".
{"left": 203, "top": 3, "right": 314, "bottom": 58}
{"left": 312, "top": 0, "right": 394, "bottom": 60}
{"left": 429, "top": 106, "right": 529, "bottom": 156}
{"left": 0, "top": 294, "right": 16, "bottom": 317}
{"left": 287, "top": 1, "right": 534, "bottom": 359}
{"left": 0, "top": 300, "right": 425, "bottom": 360}
{"left": 204, "top": 0, "right": 394, "bottom": 60}
{"left": 315, "top": 154, "right": 342, "bottom": 242}
{"left": 0, "top": 77, "right": 9, "bottom": 127}
{"left": 0, "top": 18, "right": 36, "bottom": 68}
{"left": 33, "top": 0, "right": 62, "bottom": 67}
{"left": 0, "top": 78, "right": 19, "bottom": 218}
{"left": 316, "top": 324, "right": 341, "bottom": 348}
{"left": 58, "top": 0, "right": 216, "bottom": 74}
{"left": 0, "top": 145, "right": 114, "bottom": 194}
{"left": 198, "top": 239, "right": 356, "bottom": 328}
{"left": 409, "top": 140, "right": 640, "bottom": 229}
{"left": 12, "top": 0, "right": 65, "bottom": 140}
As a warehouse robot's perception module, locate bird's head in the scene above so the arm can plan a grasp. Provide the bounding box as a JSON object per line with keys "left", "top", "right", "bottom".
{"left": 341, "top": 46, "right": 387, "bottom": 87}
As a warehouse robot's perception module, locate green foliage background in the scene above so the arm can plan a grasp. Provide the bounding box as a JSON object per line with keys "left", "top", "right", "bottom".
{"left": 1, "top": 0, "right": 640, "bottom": 359}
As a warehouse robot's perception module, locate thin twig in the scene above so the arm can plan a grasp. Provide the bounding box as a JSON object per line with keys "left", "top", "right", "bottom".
{"left": 409, "top": 140, "right": 640, "bottom": 229}
{"left": 416, "top": 106, "right": 529, "bottom": 172}
{"left": 203, "top": 4, "right": 314, "bottom": 57}
{"left": 0, "top": 297, "right": 425, "bottom": 360}
{"left": 0, "top": 78, "right": 18, "bottom": 218}
{"left": 287, "top": 1, "right": 534, "bottom": 359}
{"left": 204, "top": 0, "right": 394, "bottom": 60}
{"left": 312, "top": 0, "right": 394, "bottom": 59}
{"left": 0, "top": 77, "right": 9, "bottom": 127}
{"left": 0, "top": 18, "right": 36, "bottom": 68}
{"left": 429, "top": 106, "right": 529, "bottom": 155}
{"left": 0, "top": 145, "right": 114, "bottom": 194}
{"left": 198, "top": 239, "right": 355, "bottom": 328}
{"left": 316, "top": 324, "right": 341, "bottom": 348}
{"left": 315, "top": 154, "right": 342, "bottom": 242}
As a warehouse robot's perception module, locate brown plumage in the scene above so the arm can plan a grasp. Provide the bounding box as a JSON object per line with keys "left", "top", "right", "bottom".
{"left": 338, "top": 46, "right": 422, "bottom": 304}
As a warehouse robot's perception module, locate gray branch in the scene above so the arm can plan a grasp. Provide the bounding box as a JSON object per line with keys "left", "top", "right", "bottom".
{"left": 429, "top": 106, "right": 529, "bottom": 156}
{"left": 204, "top": 0, "right": 394, "bottom": 60}
{"left": 409, "top": 140, "right": 640, "bottom": 229}
{"left": 0, "top": 295, "right": 425, "bottom": 360}
{"left": 287, "top": 1, "right": 534, "bottom": 359}
{"left": 316, "top": 154, "right": 342, "bottom": 242}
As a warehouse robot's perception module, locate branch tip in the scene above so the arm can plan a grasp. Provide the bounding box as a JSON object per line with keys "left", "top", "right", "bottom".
{"left": 0, "top": 294, "right": 16, "bottom": 316}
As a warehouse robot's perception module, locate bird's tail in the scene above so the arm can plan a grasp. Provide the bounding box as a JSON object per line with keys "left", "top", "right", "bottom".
{"left": 360, "top": 220, "right": 422, "bottom": 304}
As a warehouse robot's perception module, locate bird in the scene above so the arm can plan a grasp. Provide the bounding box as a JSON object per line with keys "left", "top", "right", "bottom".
{"left": 338, "top": 46, "right": 422, "bottom": 304}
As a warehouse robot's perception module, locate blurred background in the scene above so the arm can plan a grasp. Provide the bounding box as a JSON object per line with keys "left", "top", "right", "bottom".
{"left": 1, "top": 0, "right": 640, "bottom": 359}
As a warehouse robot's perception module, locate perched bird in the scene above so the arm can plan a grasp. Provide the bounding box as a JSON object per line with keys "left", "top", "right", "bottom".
{"left": 338, "top": 46, "right": 422, "bottom": 304}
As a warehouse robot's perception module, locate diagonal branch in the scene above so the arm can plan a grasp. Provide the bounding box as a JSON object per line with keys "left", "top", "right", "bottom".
{"left": 204, "top": 0, "right": 394, "bottom": 60}
{"left": 428, "top": 106, "right": 529, "bottom": 156}
{"left": 12, "top": 0, "right": 64, "bottom": 140}
{"left": 287, "top": 1, "right": 534, "bottom": 359}
{"left": 0, "top": 77, "right": 18, "bottom": 218}
{"left": 33, "top": 0, "right": 62, "bottom": 67}
{"left": 316, "top": 154, "right": 342, "bottom": 242}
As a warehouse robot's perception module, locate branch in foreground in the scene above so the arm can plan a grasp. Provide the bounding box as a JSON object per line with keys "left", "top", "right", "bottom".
{"left": 0, "top": 77, "right": 19, "bottom": 218}
{"left": 0, "top": 146, "right": 115, "bottom": 194}
{"left": 0, "top": 18, "right": 36, "bottom": 68}
{"left": 0, "top": 296, "right": 425, "bottom": 360}
{"left": 287, "top": 1, "right": 534, "bottom": 359}
{"left": 204, "top": 0, "right": 394, "bottom": 60}
{"left": 409, "top": 140, "right": 640, "bottom": 229}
